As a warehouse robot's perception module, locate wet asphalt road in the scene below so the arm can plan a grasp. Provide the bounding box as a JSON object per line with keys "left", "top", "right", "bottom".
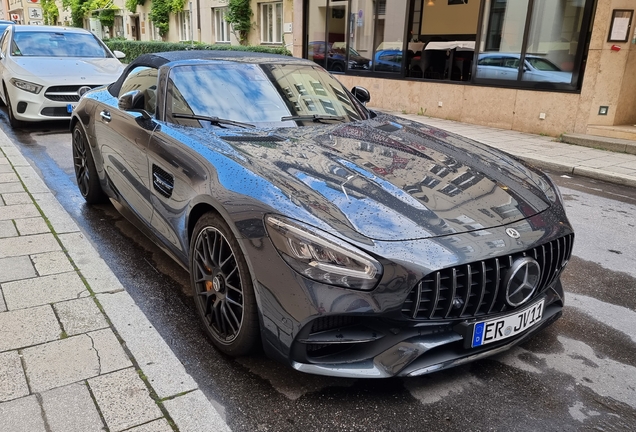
{"left": 3, "top": 117, "right": 636, "bottom": 432}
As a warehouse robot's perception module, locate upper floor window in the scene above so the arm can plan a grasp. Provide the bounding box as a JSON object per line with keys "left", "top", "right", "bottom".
{"left": 178, "top": 11, "right": 191, "bottom": 41}
{"left": 214, "top": 8, "right": 230, "bottom": 43}
{"left": 260, "top": 2, "right": 283, "bottom": 44}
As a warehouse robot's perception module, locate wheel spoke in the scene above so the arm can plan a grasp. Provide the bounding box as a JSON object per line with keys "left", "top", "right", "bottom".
{"left": 225, "top": 301, "right": 242, "bottom": 330}
{"left": 221, "top": 303, "right": 238, "bottom": 335}
{"left": 225, "top": 297, "right": 243, "bottom": 309}
{"left": 225, "top": 283, "right": 242, "bottom": 295}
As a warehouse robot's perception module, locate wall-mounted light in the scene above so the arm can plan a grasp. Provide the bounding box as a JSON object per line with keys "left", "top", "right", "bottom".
{"left": 427, "top": 0, "right": 435, "bottom": 5}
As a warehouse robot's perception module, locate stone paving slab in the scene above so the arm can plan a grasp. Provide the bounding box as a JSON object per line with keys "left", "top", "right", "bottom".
{"left": 0, "top": 220, "right": 17, "bottom": 238}
{"left": 0, "top": 305, "right": 60, "bottom": 352}
{"left": 31, "top": 192, "right": 80, "bottom": 234}
{"left": 126, "top": 419, "right": 174, "bottom": 432}
{"left": 0, "top": 203, "right": 41, "bottom": 221}
{"left": 0, "top": 232, "right": 61, "bottom": 258}
{"left": 2, "top": 271, "right": 89, "bottom": 310}
{"left": 88, "top": 368, "right": 163, "bottom": 432}
{"left": 0, "top": 351, "right": 29, "bottom": 403}
{"left": 164, "top": 390, "right": 232, "bottom": 432}
{"left": 40, "top": 382, "right": 105, "bottom": 432}
{"left": 58, "top": 232, "right": 126, "bottom": 294}
{"left": 31, "top": 250, "right": 75, "bottom": 276}
{"left": 0, "top": 395, "right": 46, "bottom": 432}
{"left": 1, "top": 192, "right": 31, "bottom": 206}
{"left": 0, "top": 256, "right": 35, "bottom": 283}
{"left": 22, "top": 330, "right": 131, "bottom": 392}
{"left": 54, "top": 297, "right": 109, "bottom": 336}
{"left": 14, "top": 217, "right": 49, "bottom": 236}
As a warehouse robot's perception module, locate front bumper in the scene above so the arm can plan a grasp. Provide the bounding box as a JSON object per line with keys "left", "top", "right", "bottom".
{"left": 8, "top": 84, "right": 103, "bottom": 122}
{"left": 289, "top": 284, "right": 563, "bottom": 378}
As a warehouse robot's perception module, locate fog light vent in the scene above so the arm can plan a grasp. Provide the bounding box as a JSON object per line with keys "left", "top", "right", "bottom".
{"left": 17, "top": 102, "right": 27, "bottom": 114}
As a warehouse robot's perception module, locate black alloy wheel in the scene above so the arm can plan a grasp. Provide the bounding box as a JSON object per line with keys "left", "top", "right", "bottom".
{"left": 190, "top": 212, "right": 259, "bottom": 356}
{"left": 72, "top": 124, "right": 106, "bottom": 204}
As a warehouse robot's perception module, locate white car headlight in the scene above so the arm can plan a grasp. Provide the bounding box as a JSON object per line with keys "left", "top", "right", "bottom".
{"left": 10, "top": 78, "right": 43, "bottom": 94}
{"left": 266, "top": 215, "right": 383, "bottom": 291}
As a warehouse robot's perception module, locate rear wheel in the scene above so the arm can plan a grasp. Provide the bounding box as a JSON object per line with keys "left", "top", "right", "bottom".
{"left": 190, "top": 212, "right": 260, "bottom": 356}
{"left": 72, "top": 124, "right": 106, "bottom": 204}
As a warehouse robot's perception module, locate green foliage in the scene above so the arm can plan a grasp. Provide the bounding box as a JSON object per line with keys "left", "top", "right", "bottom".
{"left": 41, "top": 0, "right": 59, "bottom": 25}
{"left": 99, "top": 9, "right": 116, "bottom": 28}
{"left": 103, "top": 40, "right": 292, "bottom": 63}
{"left": 125, "top": 0, "right": 145, "bottom": 13}
{"left": 149, "top": 0, "right": 171, "bottom": 37}
{"left": 226, "top": 0, "right": 253, "bottom": 45}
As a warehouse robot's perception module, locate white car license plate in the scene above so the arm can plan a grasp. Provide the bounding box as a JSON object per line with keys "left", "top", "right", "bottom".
{"left": 66, "top": 104, "right": 76, "bottom": 114}
{"left": 471, "top": 298, "right": 545, "bottom": 348}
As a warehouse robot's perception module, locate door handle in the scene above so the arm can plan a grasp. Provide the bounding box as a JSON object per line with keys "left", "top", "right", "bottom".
{"left": 100, "top": 110, "right": 111, "bottom": 122}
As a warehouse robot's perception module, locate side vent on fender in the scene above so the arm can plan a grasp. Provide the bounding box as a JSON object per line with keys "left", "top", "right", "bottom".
{"left": 152, "top": 164, "right": 174, "bottom": 198}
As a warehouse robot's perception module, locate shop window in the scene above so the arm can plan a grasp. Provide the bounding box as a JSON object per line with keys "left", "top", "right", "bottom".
{"left": 477, "top": 0, "right": 588, "bottom": 86}
{"left": 214, "top": 8, "right": 230, "bottom": 43}
{"left": 261, "top": 2, "right": 283, "bottom": 44}
{"left": 303, "top": 0, "right": 592, "bottom": 91}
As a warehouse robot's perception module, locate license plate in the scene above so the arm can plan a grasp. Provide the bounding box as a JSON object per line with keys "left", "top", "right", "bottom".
{"left": 471, "top": 298, "right": 545, "bottom": 348}
{"left": 66, "top": 104, "right": 76, "bottom": 114}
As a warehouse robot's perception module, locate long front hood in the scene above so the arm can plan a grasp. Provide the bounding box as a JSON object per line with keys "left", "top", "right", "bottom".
{"left": 204, "top": 115, "right": 551, "bottom": 241}
{"left": 10, "top": 57, "right": 123, "bottom": 84}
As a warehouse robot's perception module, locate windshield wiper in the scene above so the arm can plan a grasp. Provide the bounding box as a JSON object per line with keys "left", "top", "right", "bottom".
{"left": 172, "top": 113, "right": 255, "bottom": 129}
{"left": 281, "top": 114, "right": 346, "bottom": 123}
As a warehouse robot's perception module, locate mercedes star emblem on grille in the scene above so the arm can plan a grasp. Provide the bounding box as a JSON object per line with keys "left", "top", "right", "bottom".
{"left": 77, "top": 86, "right": 92, "bottom": 97}
{"left": 503, "top": 257, "right": 541, "bottom": 307}
{"left": 505, "top": 228, "right": 520, "bottom": 239}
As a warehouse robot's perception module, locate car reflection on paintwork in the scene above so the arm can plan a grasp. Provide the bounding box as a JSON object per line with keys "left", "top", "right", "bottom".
{"left": 476, "top": 52, "right": 572, "bottom": 83}
{"left": 308, "top": 41, "right": 371, "bottom": 72}
{"left": 70, "top": 50, "right": 574, "bottom": 378}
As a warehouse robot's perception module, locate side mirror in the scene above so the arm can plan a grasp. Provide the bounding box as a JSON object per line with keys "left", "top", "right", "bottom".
{"left": 113, "top": 50, "right": 126, "bottom": 59}
{"left": 351, "top": 86, "right": 371, "bottom": 105}
{"left": 118, "top": 90, "right": 151, "bottom": 119}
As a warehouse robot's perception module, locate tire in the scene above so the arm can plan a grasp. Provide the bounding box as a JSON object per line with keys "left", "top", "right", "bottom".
{"left": 190, "top": 212, "right": 260, "bottom": 356}
{"left": 4, "top": 84, "right": 25, "bottom": 128}
{"left": 72, "top": 123, "right": 107, "bottom": 204}
{"left": 331, "top": 63, "right": 344, "bottom": 73}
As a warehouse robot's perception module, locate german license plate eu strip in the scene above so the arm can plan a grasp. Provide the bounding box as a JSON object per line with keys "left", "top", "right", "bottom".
{"left": 471, "top": 298, "right": 545, "bottom": 348}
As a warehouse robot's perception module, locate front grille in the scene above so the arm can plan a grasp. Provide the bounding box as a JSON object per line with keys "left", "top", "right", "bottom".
{"left": 44, "top": 85, "right": 99, "bottom": 102}
{"left": 402, "top": 234, "right": 574, "bottom": 320}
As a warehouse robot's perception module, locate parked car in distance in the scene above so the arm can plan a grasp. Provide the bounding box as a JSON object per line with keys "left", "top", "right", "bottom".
{"left": 71, "top": 50, "right": 573, "bottom": 378}
{"left": 476, "top": 52, "right": 572, "bottom": 83}
{"left": 374, "top": 49, "right": 403, "bottom": 72}
{"left": 0, "top": 25, "right": 125, "bottom": 128}
{"left": 308, "top": 41, "right": 371, "bottom": 72}
{"left": 0, "top": 20, "right": 14, "bottom": 36}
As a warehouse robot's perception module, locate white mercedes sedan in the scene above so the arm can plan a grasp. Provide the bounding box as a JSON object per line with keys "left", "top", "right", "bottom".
{"left": 0, "top": 25, "right": 125, "bottom": 128}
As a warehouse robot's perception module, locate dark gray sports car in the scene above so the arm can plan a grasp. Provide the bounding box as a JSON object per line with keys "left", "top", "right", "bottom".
{"left": 71, "top": 51, "right": 574, "bottom": 378}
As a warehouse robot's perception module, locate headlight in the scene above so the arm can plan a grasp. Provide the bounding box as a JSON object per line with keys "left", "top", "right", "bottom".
{"left": 265, "top": 215, "right": 383, "bottom": 291}
{"left": 10, "top": 78, "right": 43, "bottom": 94}
{"left": 537, "top": 173, "right": 563, "bottom": 204}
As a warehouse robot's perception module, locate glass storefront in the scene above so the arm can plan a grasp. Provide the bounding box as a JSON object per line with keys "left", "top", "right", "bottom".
{"left": 303, "top": 0, "right": 595, "bottom": 91}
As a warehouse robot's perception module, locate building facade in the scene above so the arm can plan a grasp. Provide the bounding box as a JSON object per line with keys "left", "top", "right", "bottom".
{"left": 295, "top": 0, "right": 636, "bottom": 138}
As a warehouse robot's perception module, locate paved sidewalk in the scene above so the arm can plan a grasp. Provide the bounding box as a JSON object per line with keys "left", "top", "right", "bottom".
{"left": 389, "top": 112, "right": 636, "bottom": 188}
{"left": 0, "top": 128, "right": 230, "bottom": 432}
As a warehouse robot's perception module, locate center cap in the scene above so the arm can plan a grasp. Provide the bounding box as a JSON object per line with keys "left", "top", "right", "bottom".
{"left": 212, "top": 276, "right": 224, "bottom": 293}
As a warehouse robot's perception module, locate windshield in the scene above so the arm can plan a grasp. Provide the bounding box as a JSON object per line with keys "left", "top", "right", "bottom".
{"left": 167, "top": 63, "right": 365, "bottom": 127}
{"left": 12, "top": 31, "right": 110, "bottom": 57}
{"left": 526, "top": 57, "right": 561, "bottom": 71}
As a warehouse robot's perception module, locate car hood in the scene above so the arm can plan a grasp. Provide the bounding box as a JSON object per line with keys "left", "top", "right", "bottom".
{"left": 193, "top": 114, "right": 551, "bottom": 241}
{"left": 9, "top": 57, "right": 124, "bottom": 84}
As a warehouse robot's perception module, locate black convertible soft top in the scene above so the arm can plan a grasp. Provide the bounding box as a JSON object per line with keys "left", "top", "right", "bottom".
{"left": 108, "top": 50, "right": 308, "bottom": 97}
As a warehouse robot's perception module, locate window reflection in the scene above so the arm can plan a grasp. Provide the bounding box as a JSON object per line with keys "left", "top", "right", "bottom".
{"left": 476, "top": 0, "right": 529, "bottom": 80}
